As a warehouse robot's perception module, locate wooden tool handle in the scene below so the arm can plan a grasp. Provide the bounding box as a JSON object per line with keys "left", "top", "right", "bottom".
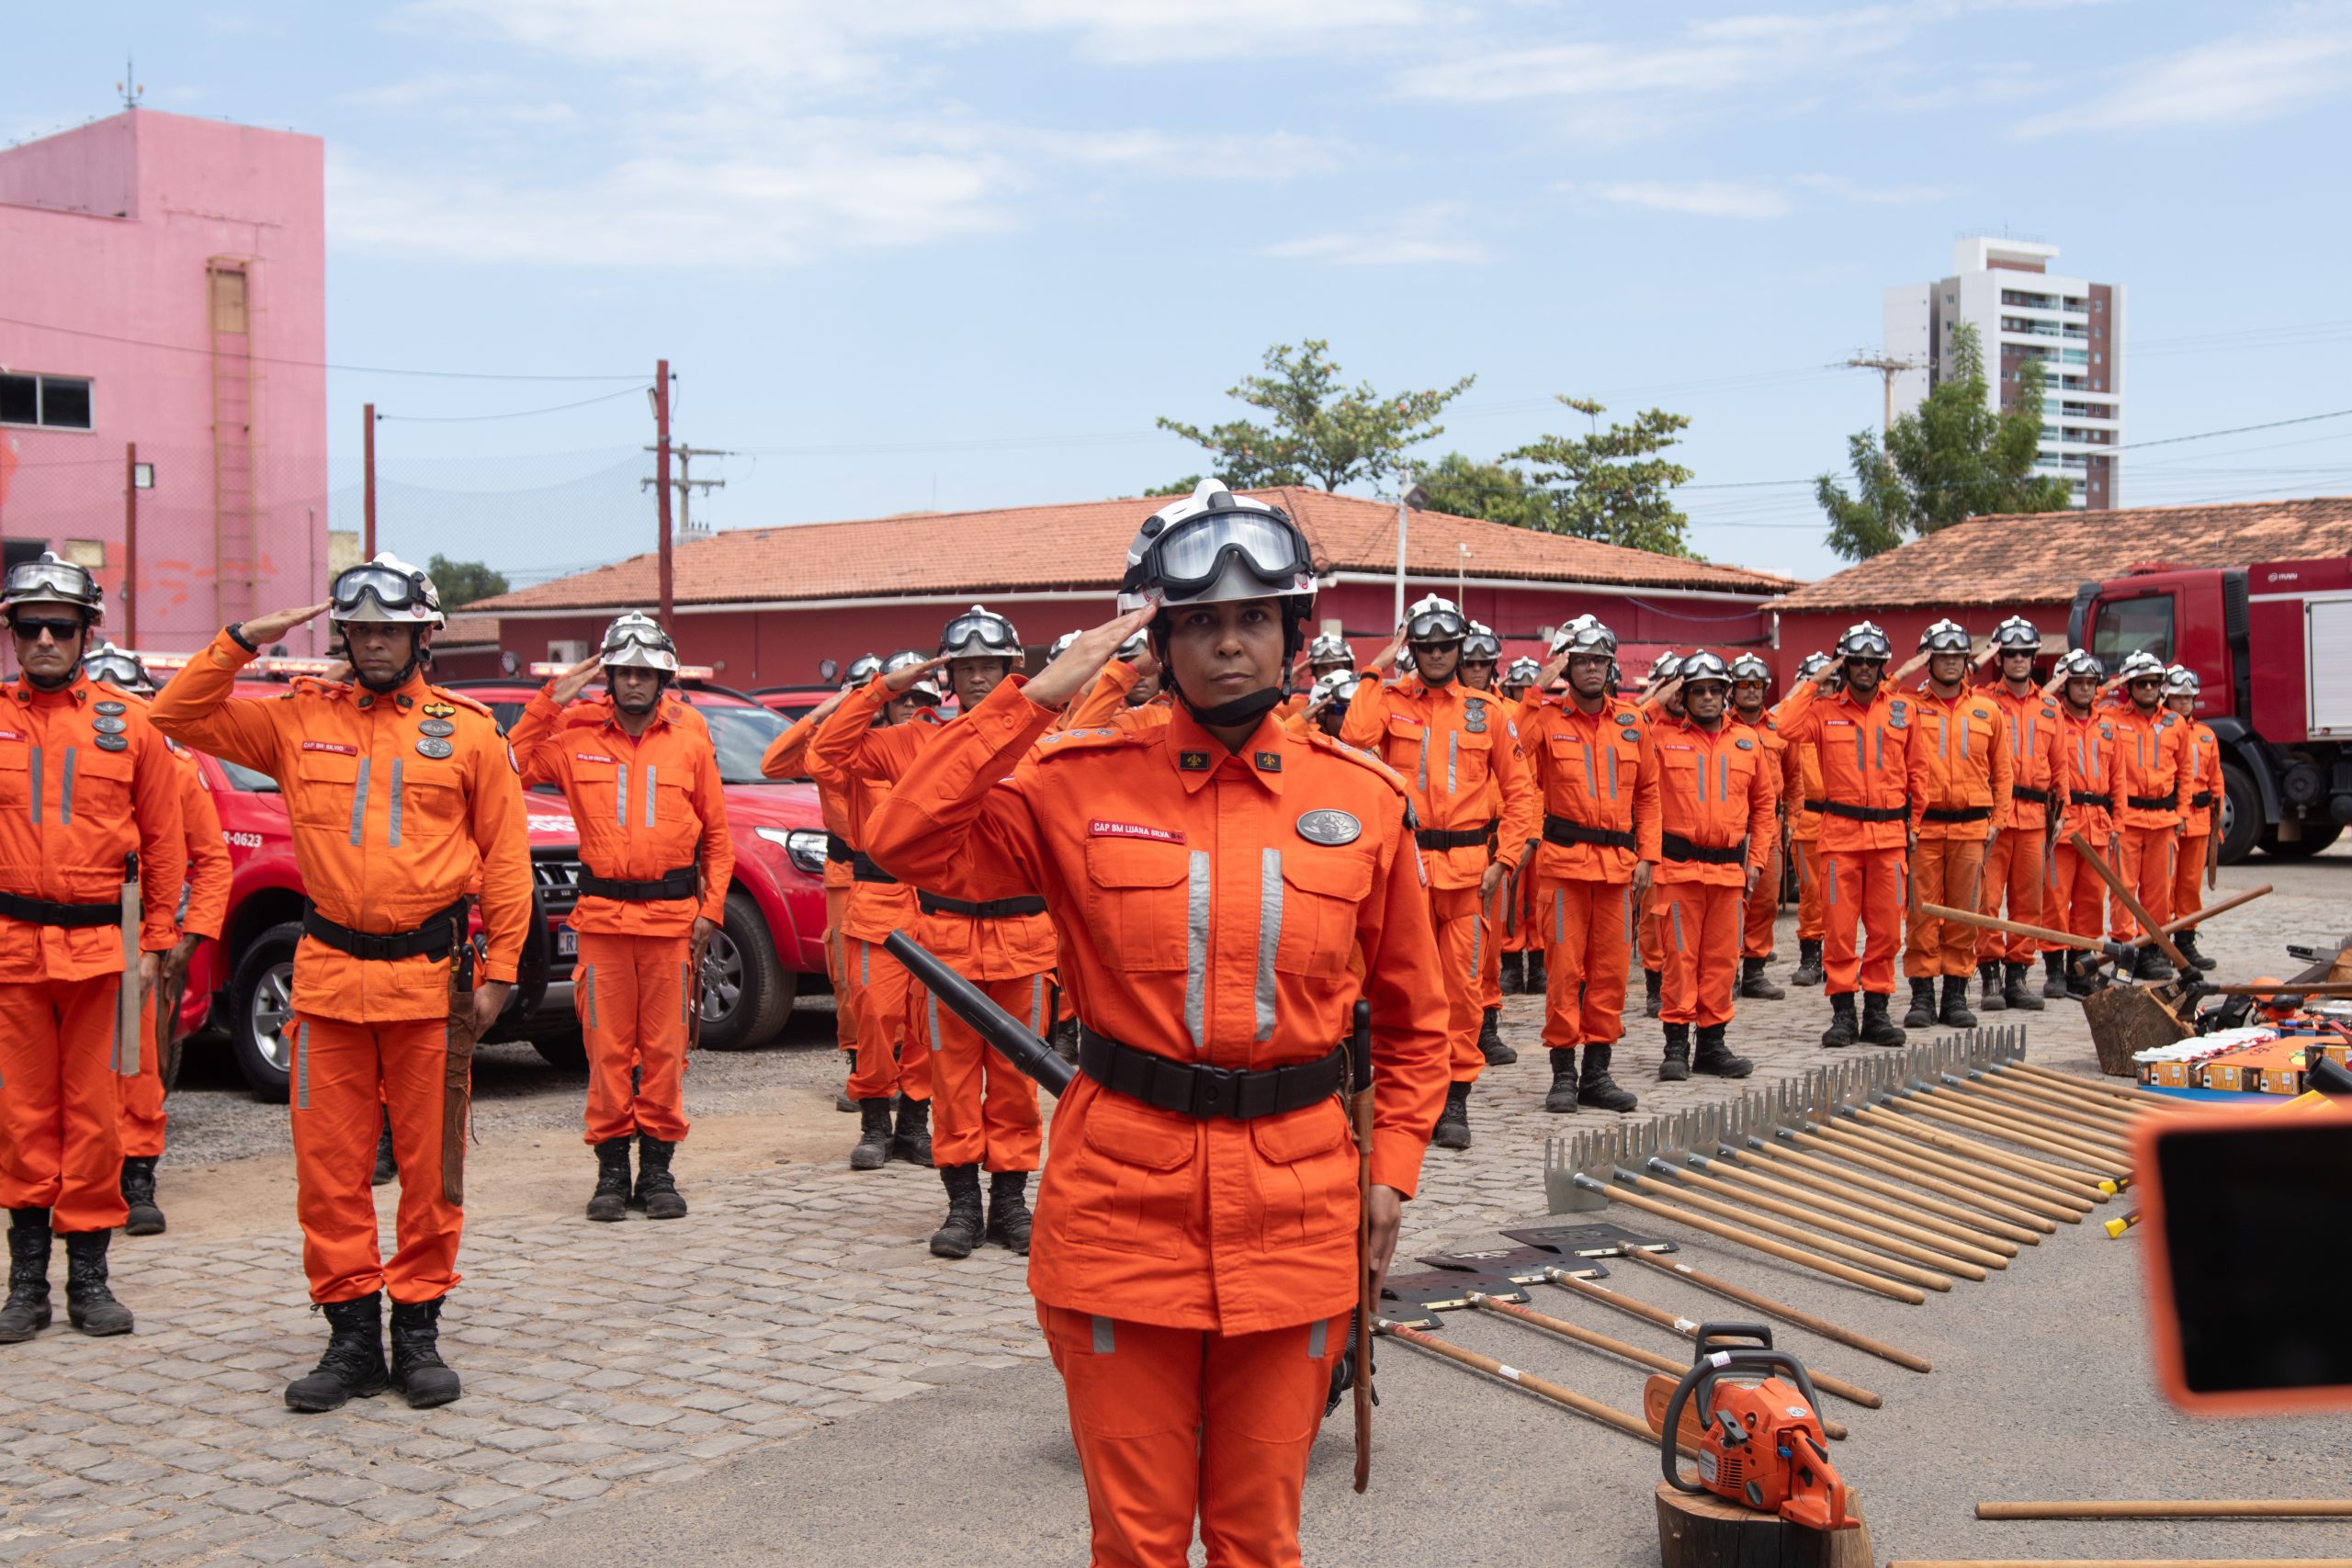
{"left": 1782, "top": 1130, "right": 2055, "bottom": 1235}
{"left": 1625, "top": 1172, "right": 1957, "bottom": 1292}
{"left": 1622, "top": 1247, "right": 1933, "bottom": 1373}
{"left": 1374, "top": 1318, "right": 1693, "bottom": 1452}
{"left": 1891, "top": 1559, "right": 2352, "bottom": 1568}
{"left": 2066, "top": 829, "right": 2193, "bottom": 972}
{"left": 1919, "top": 901, "right": 2100, "bottom": 952}
{"left": 1975, "top": 1501, "right": 2352, "bottom": 1520}
{"left": 1596, "top": 1183, "right": 1928, "bottom": 1304}
{"left": 1826, "top": 1121, "right": 2092, "bottom": 1219}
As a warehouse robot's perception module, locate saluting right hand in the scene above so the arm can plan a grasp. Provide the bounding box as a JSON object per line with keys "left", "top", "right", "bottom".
{"left": 241, "top": 602, "right": 332, "bottom": 647}
{"left": 548, "top": 654, "right": 604, "bottom": 706}
{"left": 882, "top": 654, "right": 951, "bottom": 694}
{"left": 1815, "top": 657, "right": 1845, "bottom": 691}
{"left": 1535, "top": 649, "right": 1570, "bottom": 691}
{"left": 1023, "top": 605, "right": 1155, "bottom": 711}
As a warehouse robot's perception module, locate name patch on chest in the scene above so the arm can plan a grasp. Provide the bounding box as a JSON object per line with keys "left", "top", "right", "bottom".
{"left": 577, "top": 752, "right": 616, "bottom": 764}
{"left": 301, "top": 740, "right": 358, "bottom": 756}
{"left": 1090, "top": 819, "right": 1187, "bottom": 845}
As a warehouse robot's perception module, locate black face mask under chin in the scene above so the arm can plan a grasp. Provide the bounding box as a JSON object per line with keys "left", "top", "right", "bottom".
{"left": 1178, "top": 682, "right": 1286, "bottom": 733}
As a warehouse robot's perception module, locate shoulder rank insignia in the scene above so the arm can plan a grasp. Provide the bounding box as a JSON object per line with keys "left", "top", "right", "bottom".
{"left": 423, "top": 702, "right": 457, "bottom": 718}
{"left": 93, "top": 700, "right": 126, "bottom": 716}
{"left": 1180, "top": 750, "right": 1211, "bottom": 772}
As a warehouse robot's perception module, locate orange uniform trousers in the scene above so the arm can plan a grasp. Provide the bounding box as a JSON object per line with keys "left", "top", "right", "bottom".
{"left": 119, "top": 985, "right": 172, "bottom": 1160}
{"left": 907, "top": 971, "right": 1044, "bottom": 1172}
{"left": 1040, "top": 1303, "right": 1348, "bottom": 1568}
{"left": 841, "top": 936, "right": 931, "bottom": 1102}
{"left": 1535, "top": 875, "right": 1634, "bottom": 1049}
{"left": 2110, "top": 826, "right": 2177, "bottom": 941}
{"left": 1479, "top": 895, "right": 1504, "bottom": 1010}
{"left": 1430, "top": 882, "right": 1486, "bottom": 1084}
{"left": 2174, "top": 833, "right": 2211, "bottom": 931}
{"left": 1741, "top": 836, "right": 1781, "bottom": 961}
{"left": 1823, "top": 847, "right": 1907, "bottom": 997}
{"left": 1905, "top": 835, "right": 1988, "bottom": 978}
{"left": 0, "top": 976, "right": 130, "bottom": 1234}
{"left": 824, "top": 885, "right": 856, "bottom": 1058}
{"left": 2042, "top": 840, "right": 2108, "bottom": 953}
{"left": 288, "top": 1013, "right": 461, "bottom": 1304}
{"left": 1638, "top": 884, "right": 1665, "bottom": 974}
{"left": 1658, "top": 880, "right": 1742, "bottom": 1029}
{"left": 573, "top": 931, "right": 693, "bottom": 1146}
{"left": 1977, "top": 828, "right": 2050, "bottom": 966}
{"left": 1792, "top": 840, "right": 1825, "bottom": 941}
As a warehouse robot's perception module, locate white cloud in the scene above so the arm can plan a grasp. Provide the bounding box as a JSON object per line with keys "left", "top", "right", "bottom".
{"left": 1788, "top": 172, "right": 1951, "bottom": 205}
{"left": 1575, "top": 179, "right": 1792, "bottom": 220}
{"left": 1261, "top": 205, "right": 1488, "bottom": 265}
{"left": 2016, "top": 2, "right": 2352, "bottom": 137}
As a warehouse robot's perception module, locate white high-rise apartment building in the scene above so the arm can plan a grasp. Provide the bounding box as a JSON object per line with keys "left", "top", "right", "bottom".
{"left": 1884, "top": 236, "right": 2123, "bottom": 510}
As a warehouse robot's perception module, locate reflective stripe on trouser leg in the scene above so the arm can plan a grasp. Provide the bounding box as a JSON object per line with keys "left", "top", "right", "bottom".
{"left": 119, "top": 984, "right": 168, "bottom": 1157}
{"left": 628, "top": 932, "right": 691, "bottom": 1144}
{"left": 0, "top": 976, "right": 130, "bottom": 1233}
{"left": 846, "top": 940, "right": 918, "bottom": 1100}
{"left": 930, "top": 970, "right": 1043, "bottom": 1172}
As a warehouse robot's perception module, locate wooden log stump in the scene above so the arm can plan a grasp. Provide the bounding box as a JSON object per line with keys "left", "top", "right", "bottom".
{"left": 2082, "top": 984, "right": 2191, "bottom": 1077}
{"left": 1655, "top": 1481, "right": 1872, "bottom": 1568}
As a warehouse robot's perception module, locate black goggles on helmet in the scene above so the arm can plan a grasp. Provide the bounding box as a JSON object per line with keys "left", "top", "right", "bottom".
{"left": 1407, "top": 611, "right": 1466, "bottom": 644}
{"left": 331, "top": 563, "right": 432, "bottom": 615}
{"left": 1130, "top": 513, "right": 1312, "bottom": 603}
{"left": 939, "top": 614, "right": 1018, "bottom": 657}
{"left": 5, "top": 559, "right": 98, "bottom": 607}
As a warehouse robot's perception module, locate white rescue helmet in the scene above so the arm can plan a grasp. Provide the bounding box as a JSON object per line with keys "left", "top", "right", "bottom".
{"left": 83, "top": 640, "right": 153, "bottom": 694}
{"left": 2, "top": 552, "right": 105, "bottom": 623}
{"left": 2163, "top": 663, "right": 2201, "bottom": 697}
{"left": 329, "top": 552, "right": 445, "bottom": 629}
{"left": 2117, "top": 649, "right": 2167, "bottom": 685}
{"left": 1116, "top": 479, "right": 1315, "bottom": 616}
{"left": 881, "top": 649, "right": 942, "bottom": 705}
{"left": 600, "top": 612, "right": 679, "bottom": 674}
{"left": 939, "top": 605, "right": 1022, "bottom": 662}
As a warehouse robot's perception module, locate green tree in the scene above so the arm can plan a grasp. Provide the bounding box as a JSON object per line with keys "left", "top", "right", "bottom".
{"left": 427, "top": 554, "right": 509, "bottom": 610}
{"left": 1141, "top": 474, "right": 1203, "bottom": 497}
{"left": 1157, "top": 339, "right": 1475, "bottom": 491}
{"left": 1815, "top": 322, "right": 2074, "bottom": 560}
{"left": 1502, "top": 398, "right": 1696, "bottom": 557}
{"left": 1403, "top": 451, "right": 1547, "bottom": 529}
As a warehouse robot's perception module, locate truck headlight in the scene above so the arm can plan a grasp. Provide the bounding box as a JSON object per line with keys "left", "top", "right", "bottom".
{"left": 757, "top": 826, "right": 830, "bottom": 877}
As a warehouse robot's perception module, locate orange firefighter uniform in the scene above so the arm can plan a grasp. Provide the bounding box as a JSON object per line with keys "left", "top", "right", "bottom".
{"left": 863, "top": 677, "right": 1449, "bottom": 1568}
{"left": 820, "top": 677, "right": 1051, "bottom": 1174}
{"left": 1978, "top": 684, "right": 2063, "bottom": 967}
{"left": 2108, "top": 705, "right": 2192, "bottom": 941}
{"left": 761, "top": 708, "right": 861, "bottom": 1068}
{"left": 1774, "top": 682, "right": 1933, "bottom": 997}
{"left": 119, "top": 740, "right": 233, "bottom": 1159}
{"left": 509, "top": 686, "right": 732, "bottom": 1147}
{"left": 1341, "top": 675, "right": 1538, "bottom": 1085}
{"left": 2047, "top": 708, "right": 2120, "bottom": 953}
{"left": 1730, "top": 709, "right": 1786, "bottom": 962}
{"left": 1653, "top": 716, "right": 1776, "bottom": 1027}
{"left": 0, "top": 676, "right": 186, "bottom": 1234}
{"left": 1904, "top": 685, "right": 2012, "bottom": 978}
{"left": 2172, "top": 717, "right": 2223, "bottom": 930}
{"left": 1518, "top": 694, "right": 1661, "bottom": 1050}
{"left": 1787, "top": 737, "right": 1826, "bottom": 943}
{"left": 152, "top": 634, "right": 530, "bottom": 1304}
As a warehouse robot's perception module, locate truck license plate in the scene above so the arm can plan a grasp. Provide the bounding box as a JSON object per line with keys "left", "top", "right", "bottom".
{"left": 557, "top": 929, "right": 578, "bottom": 958}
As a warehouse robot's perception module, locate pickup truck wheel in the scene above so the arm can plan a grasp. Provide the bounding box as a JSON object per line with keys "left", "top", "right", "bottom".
{"left": 2218, "top": 763, "right": 2262, "bottom": 865}
{"left": 696, "top": 889, "right": 795, "bottom": 1051}
{"left": 227, "top": 920, "right": 303, "bottom": 1102}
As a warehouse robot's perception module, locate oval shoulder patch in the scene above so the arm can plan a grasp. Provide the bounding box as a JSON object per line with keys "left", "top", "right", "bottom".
{"left": 415, "top": 737, "right": 455, "bottom": 760}
{"left": 1296, "top": 808, "right": 1363, "bottom": 846}
{"left": 1621, "top": 728, "right": 1641, "bottom": 741}
{"left": 1735, "top": 737, "right": 1755, "bottom": 750}
{"left": 94, "top": 732, "right": 129, "bottom": 752}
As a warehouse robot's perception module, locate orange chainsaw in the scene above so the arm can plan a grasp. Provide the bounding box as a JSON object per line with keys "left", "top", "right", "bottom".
{"left": 1645, "top": 1324, "right": 1855, "bottom": 1532}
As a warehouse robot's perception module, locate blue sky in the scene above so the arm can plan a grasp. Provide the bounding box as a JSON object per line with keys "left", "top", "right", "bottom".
{"left": 10, "top": 2, "right": 2352, "bottom": 587}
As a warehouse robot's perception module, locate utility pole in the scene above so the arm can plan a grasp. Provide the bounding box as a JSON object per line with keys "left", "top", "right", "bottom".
{"left": 1845, "top": 352, "right": 1921, "bottom": 434}
{"left": 123, "top": 443, "right": 139, "bottom": 646}
{"left": 642, "top": 444, "right": 729, "bottom": 540}
{"left": 650, "top": 361, "right": 673, "bottom": 622}
{"left": 362, "top": 403, "right": 377, "bottom": 559}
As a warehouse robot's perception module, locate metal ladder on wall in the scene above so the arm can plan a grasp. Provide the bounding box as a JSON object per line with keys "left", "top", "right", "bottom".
{"left": 209, "top": 258, "right": 260, "bottom": 627}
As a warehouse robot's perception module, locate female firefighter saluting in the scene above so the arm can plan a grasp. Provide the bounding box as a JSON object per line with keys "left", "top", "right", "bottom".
{"left": 864, "top": 480, "right": 1449, "bottom": 1568}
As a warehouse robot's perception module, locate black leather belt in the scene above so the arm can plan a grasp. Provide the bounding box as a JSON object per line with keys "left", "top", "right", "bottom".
{"left": 1819, "top": 801, "right": 1910, "bottom": 823}
{"left": 852, "top": 852, "right": 899, "bottom": 885}
{"left": 1660, "top": 832, "right": 1746, "bottom": 866}
{"left": 1078, "top": 1028, "right": 1346, "bottom": 1121}
{"left": 303, "top": 898, "right": 469, "bottom": 963}
{"left": 2127, "top": 792, "right": 2178, "bottom": 811}
{"left": 1922, "top": 805, "right": 1992, "bottom": 824}
{"left": 825, "top": 833, "right": 854, "bottom": 865}
{"left": 2189, "top": 789, "right": 2215, "bottom": 810}
{"left": 918, "top": 890, "right": 1048, "bottom": 920}
{"left": 1544, "top": 815, "right": 1635, "bottom": 852}
{"left": 2071, "top": 790, "right": 2113, "bottom": 809}
{"left": 0, "top": 890, "right": 119, "bottom": 930}
{"left": 579, "top": 864, "right": 697, "bottom": 902}
{"left": 1801, "top": 798, "right": 1826, "bottom": 814}
{"left": 1416, "top": 822, "right": 1497, "bottom": 852}
{"left": 2011, "top": 784, "right": 2052, "bottom": 806}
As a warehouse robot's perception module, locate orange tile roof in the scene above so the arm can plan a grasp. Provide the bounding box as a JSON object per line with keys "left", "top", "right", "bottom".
{"left": 1779, "top": 496, "right": 2352, "bottom": 614}
{"left": 469, "top": 486, "right": 1792, "bottom": 615}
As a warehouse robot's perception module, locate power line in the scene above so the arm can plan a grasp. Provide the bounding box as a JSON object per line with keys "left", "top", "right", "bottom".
{"left": 377, "top": 385, "right": 652, "bottom": 423}
{"left": 0, "top": 312, "right": 646, "bottom": 381}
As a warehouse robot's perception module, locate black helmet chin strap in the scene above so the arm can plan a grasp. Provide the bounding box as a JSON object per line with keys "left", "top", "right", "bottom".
{"left": 354, "top": 626, "right": 426, "bottom": 694}
{"left": 1178, "top": 682, "right": 1285, "bottom": 732}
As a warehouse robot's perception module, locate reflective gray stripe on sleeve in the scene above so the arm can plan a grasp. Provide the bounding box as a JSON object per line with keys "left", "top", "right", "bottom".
{"left": 1091, "top": 1316, "right": 1115, "bottom": 1355}
{"left": 58, "top": 747, "right": 74, "bottom": 826}
{"left": 1307, "top": 1319, "right": 1328, "bottom": 1358}
{"left": 1184, "top": 850, "right": 1211, "bottom": 1051}
{"left": 348, "top": 758, "right": 372, "bottom": 845}
{"left": 1447, "top": 732, "right": 1458, "bottom": 795}
{"left": 615, "top": 762, "right": 629, "bottom": 827}
{"left": 28, "top": 745, "right": 40, "bottom": 824}
{"left": 387, "top": 759, "right": 403, "bottom": 848}
{"left": 1255, "top": 848, "right": 1282, "bottom": 1042}
{"left": 645, "top": 763, "right": 659, "bottom": 828}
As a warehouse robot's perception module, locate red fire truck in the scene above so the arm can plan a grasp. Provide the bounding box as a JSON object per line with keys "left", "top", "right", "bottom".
{"left": 2069, "top": 555, "right": 2352, "bottom": 863}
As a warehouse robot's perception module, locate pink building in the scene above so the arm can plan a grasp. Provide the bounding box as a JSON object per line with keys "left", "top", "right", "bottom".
{"left": 0, "top": 108, "right": 329, "bottom": 654}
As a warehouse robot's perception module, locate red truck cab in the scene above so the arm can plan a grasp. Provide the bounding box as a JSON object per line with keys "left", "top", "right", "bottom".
{"left": 2069, "top": 556, "right": 2352, "bottom": 863}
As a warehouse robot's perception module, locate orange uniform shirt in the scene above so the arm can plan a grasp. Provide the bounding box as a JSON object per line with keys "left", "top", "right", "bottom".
{"left": 1984, "top": 683, "right": 2064, "bottom": 833}
{"left": 1730, "top": 707, "right": 1787, "bottom": 816}
{"left": 862, "top": 678, "right": 1449, "bottom": 1334}
{"left": 806, "top": 684, "right": 934, "bottom": 943}
{"left": 1785, "top": 736, "right": 1824, "bottom": 842}
{"left": 1652, "top": 715, "right": 1776, "bottom": 886}
{"left": 1907, "top": 683, "right": 2013, "bottom": 840}
{"left": 2179, "top": 719, "right": 2223, "bottom": 838}
{"left": 1518, "top": 695, "right": 1662, "bottom": 881}
{"left": 761, "top": 705, "right": 855, "bottom": 893}
{"left": 0, "top": 674, "right": 186, "bottom": 978}
{"left": 2113, "top": 705, "right": 2194, "bottom": 830}
{"left": 2055, "top": 707, "right": 2120, "bottom": 839}
{"left": 507, "top": 687, "right": 733, "bottom": 937}
{"left": 1340, "top": 676, "right": 1540, "bottom": 889}
{"left": 1772, "top": 682, "right": 1935, "bottom": 853}
{"left": 169, "top": 741, "right": 233, "bottom": 942}
{"left": 151, "top": 631, "right": 531, "bottom": 1022}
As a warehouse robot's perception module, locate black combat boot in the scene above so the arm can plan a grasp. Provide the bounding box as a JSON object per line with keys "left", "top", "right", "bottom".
{"left": 1902, "top": 977, "right": 1937, "bottom": 1030}
{"left": 929, "top": 1166, "right": 985, "bottom": 1259}
{"left": 1692, "top": 1024, "right": 1754, "bottom": 1078}
{"left": 1657, "top": 1023, "right": 1690, "bottom": 1082}
{"left": 1524, "top": 949, "right": 1547, "bottom": 995}
{"left": 1859, "top": 992, "right": 1907, "bottom": 1048}
{"left": 1821, "top": 992, "right": 1858, "bottom": 1048}
{"left": 2004, "top": 961, "right": 2045, "bottom": 1012}
{"left": 891, "top": 1095, "right": 933, "bottom": 1167}
{"left": 1737, "top": 957, "right": 1785, "bottom": 1001}
{"left": 63, "top": 1231, "right": 132, "bottom": 1337}
{"left": 2042, "top": 950, "right": 2070, "bottom": 999}
{"left": 2175, "top": 931, "right": 2218, "bottom": 972}
{"left": 1643, "top": 968, "right": 1663, "bottom": 1018}
{"left": 1477, "top": 1006, "right": 1517, "bottom": 1066}
{"left": 985, "top": 1170, "right": 1033, "bottom": 1256}
{"left": 1790, "top": 939, "right": 1826, "bottom": 987}
{"left": 850, "top": 1098, "right": 894, "bottom": 1171}
{"left": 1430, "top": 1082, "right": 1472, "bottom": 1151}
{"left": 0, "top": 1209, "right": 52, "bottom": 1343}
{"left": 1578, "top": 1045, "right": 1638, "bottom": 1112}
{"left": 586, "top": 1138, "right": 631, "bottom": 1223}
{"left": 388, "top": 1297, "right": 462, "bottom": 1408}
{"left": 1544, "top": 1049, "right": 1580, "bottom": 1114}
{"left": 1977, "top": 962, "right": 2007, "bottom": 1014}
{"left": 635, "top": 1134, "right": 687, "bottom": 1220}
{"left": 120, "top": 1156, "right": 164, "bottom": 1236}
{"left": 1499, "top": 950, "right": 1525, "bottom": 995}
{"left": 284, "top": 1292, "right": 390, "bottom": 1412}
{"left": 371, "top": 1114, "right": 397, "bottom": 1187}
{"left": 1939, "top": 976, "right": 1977, "bottom": 1029}
{"left": 2135, "top": 945, "right": 2174, "bottom": 983}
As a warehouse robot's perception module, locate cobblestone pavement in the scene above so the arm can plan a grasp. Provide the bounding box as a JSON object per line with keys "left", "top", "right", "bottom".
{"left": 1, "top": 855, "right": 2337, "bottom": 1564}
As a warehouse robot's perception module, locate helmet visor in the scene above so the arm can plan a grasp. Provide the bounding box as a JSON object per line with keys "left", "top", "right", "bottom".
{"left": 1143, "top": 513, "right": 1311, "bottom": 602}
{"left": 602, "top": 623, "right": 679, "bottom": 671}
{"left": 331, "top": 563, "right": 430, "bottom": 619}
{"left": 1407, "top": 608, "right": 1466, "bottom": 644}
{"left": 940, "top": 614, "right": 1019, "bottom": 658}
{"left": 5, "top": 559, "right": 96, "bottom": 607}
